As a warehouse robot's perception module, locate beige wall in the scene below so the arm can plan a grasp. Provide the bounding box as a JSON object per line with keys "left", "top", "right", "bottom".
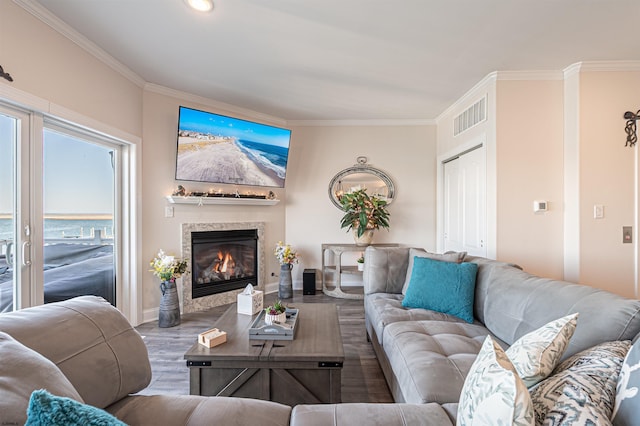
{"left": 285, "top": 125, "right": 437, "bottom": 285}
{"left": 141, "top": 90, "right": 287, "bottom": 311}
{"left": 577, "top": 70, "right": 640, "bottom": 298}
{"left": 495, "top": 79, "right": 564, "bottom": 279}
{"left": 0, "top": 1, "right": 142, "bottom": 137}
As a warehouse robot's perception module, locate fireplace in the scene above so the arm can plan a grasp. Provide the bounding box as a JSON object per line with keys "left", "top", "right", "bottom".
{"left": 180, "top": 222, "right": 265, "bottom": 313}
{"left": 191, "top": 229, "right": 258, "bottom": 298}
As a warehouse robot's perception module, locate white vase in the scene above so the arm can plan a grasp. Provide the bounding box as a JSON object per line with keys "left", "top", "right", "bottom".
{"left": 265, "top": 312, "right": 286, "bottom": 325}
{"left": 357, "top": 262, "right": 364, "bottom": 271}
{"left": 353, "top": 229, "right": 374, "bottom": 246}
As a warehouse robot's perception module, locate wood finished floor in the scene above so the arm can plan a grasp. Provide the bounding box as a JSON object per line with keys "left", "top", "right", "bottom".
{"left": 134, "top": 290, "right": 394, "bottom": 403}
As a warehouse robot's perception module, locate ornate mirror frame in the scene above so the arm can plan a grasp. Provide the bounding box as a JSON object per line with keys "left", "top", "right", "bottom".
{"left": 328, "top": 157, "right": 396, "bottom": 209}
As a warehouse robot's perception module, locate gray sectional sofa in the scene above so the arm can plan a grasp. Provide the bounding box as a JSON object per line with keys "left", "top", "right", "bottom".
{"left": 361, "top": 247, "right": 640, "bottom": 421}
{"left": 2, "top": 247, "right": 640, "bottom": 425}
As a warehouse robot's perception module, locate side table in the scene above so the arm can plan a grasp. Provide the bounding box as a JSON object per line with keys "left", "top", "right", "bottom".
{"left": 321, "top": 243, "right": 398, "bottom": 299}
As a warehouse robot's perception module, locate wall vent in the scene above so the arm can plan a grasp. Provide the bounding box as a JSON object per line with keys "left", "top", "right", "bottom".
{"left": 453, "top": 97, "right": 487, "bottom": 136}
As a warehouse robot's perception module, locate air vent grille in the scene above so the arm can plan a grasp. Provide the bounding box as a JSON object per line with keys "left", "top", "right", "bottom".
{"left": 454, "top": 97, "right": 487, "bottom": 136}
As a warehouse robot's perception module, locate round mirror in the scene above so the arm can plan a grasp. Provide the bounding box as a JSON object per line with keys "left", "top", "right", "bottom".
{"left": 328, "top": 157, "right": 396, "bottom": 209}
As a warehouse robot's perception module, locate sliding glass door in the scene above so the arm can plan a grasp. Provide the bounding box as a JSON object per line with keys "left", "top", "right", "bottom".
{"left": 0, "top": 106, "right": 32, "bottom": 312}
{"left": 42, "top": 127, "right": 116, "bottom": 305}
{"left": 0, "top": 103, "right": 122, "bottom": 312}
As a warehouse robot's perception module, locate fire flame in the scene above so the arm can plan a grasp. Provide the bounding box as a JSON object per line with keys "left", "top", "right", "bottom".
{"left": 214, "top": 250, "right": 235, "bottom": 273}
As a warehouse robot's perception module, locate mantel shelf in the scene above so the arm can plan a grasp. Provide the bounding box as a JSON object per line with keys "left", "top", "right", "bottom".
{"left": 165, "top": 195, "right": 280, "bottom": 206}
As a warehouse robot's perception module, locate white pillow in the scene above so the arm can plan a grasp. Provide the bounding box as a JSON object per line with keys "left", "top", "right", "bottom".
{"left": 505, "top": 313, "right": 579, "bottom": 388}
{"left": 457, "top": 335, "right": 534, "bottom": 426}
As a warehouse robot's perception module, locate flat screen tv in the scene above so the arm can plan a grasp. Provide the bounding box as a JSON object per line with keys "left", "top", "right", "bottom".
{"left": 175, "top": 106, "right": 292, "bottom": 188}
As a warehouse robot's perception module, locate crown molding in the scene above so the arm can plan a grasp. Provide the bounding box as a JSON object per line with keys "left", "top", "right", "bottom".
{"left": 13, "top": 0, "right": 145, "bottom": 87}
{"left": 144, "top": 83, "right": 288, "bottom": 127}
{"left": 287, "top": 118, "right": 435, "bottom": 127}
{"left": 496, "top": 70, "right": 564, "bottom": 81}
{"left": 575, "top": 60, "right": 640, "bottom": 72}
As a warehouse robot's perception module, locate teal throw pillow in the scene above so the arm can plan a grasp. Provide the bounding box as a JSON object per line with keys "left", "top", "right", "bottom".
{"left": 402, "top": 256, "right": 478, "bottom": 323}
{"left": 26, "top": 389, "right": 127, "bottom": 426}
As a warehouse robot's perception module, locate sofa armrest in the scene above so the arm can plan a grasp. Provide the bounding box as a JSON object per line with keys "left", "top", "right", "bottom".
{"left": 0, "top": 296, "right": 151, "bottom": 409}
{"left": 363, "top": 247, "right": 411, "bottom": 295}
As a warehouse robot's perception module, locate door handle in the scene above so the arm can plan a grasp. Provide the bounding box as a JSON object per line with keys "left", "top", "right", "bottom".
{"left": 22, "top": 241, "right": 31, "bottom": 266}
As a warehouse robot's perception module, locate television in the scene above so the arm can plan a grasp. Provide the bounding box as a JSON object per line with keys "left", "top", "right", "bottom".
{"left": 175, "top": 106, "right": 292, "bottom": 188}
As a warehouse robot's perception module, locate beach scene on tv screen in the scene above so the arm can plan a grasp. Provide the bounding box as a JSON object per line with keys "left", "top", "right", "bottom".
{"left": 176, "top": 107, "right": 291, "bottom": 188}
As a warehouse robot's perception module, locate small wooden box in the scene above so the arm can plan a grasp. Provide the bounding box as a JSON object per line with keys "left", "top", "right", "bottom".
{"left": 198, "top": 328, "right": 227, "bottom": 348}
{"left": 237, "top": 289, "right": 263, "bottom": 315}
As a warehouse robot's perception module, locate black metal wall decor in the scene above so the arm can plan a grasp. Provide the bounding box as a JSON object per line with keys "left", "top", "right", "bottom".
{"left": 0, "top": 65, "right": 13, "bottom": 82}
{"left": 624, "top": 110, "right": 639, "bottom": 147}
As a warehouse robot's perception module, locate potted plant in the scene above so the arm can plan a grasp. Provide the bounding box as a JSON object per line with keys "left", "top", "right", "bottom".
{"left": 264, "top": 300, "right": 287, "bottom": 325}
{"left": 339, "top": 187, "right": 390, "bottom": 246}
{"left": 357, "top": 255, "right": 365, "bottom": 271}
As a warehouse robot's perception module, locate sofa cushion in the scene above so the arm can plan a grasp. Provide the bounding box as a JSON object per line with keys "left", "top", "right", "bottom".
{"left": 401, "top": 248, "right": 466, "bottom": 295}
{"left": 0, "top": 332, "right": 84, "bottom": 426}
{"left": 382, "top": 319, "right": 491, "bottom": 404}
{"left": 26, "top": 389, "right": 126, "bottom": 426}
{"left": 458, "top": 336, "right": 534, "bottom": 426}
{"left": 530, "top": 340, "right": 630, "bottom": 425}
{"left": 365, "top": 293, "right": 471, "bottom": 346}
{"left": 290, "top": 403, "right": 455, "bottom": 426}
{"left": 363, "top": 246, "right": 412, "bottom": 295}
{"left": 402, "top": 257, "right": 478, "bottom": 323}
{"left": 613, "top": 337, "right": 640, "bottom": 425}
{"left": 0, "top": 296, "right": 152, "bottom": 409}
{"left": 473, "top": 263, "right": 640, "bottom": 358}
{"left": 106, "top": 395, "right": 292, "bottom": 426}
{"left": 506, "top": 313, "right": 579, "bottom": 388}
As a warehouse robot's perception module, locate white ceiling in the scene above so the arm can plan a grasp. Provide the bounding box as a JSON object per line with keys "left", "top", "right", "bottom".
{"left": 28, "top": 0, "right": 640, "bottom": 122}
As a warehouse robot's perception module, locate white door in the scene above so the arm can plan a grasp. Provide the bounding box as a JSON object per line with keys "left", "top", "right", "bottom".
{"left": 443, "top": 146, "right": 486, "bottom": 257}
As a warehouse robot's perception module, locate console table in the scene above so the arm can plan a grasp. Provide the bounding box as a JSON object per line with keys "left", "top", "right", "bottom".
{"left": 321, "top": 243, "right": 399, "bottom": 300}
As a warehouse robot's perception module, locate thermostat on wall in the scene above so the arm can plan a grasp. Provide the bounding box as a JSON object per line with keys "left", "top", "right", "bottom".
{"left": 533, "top": 200, "right": 548, "bottom": 213}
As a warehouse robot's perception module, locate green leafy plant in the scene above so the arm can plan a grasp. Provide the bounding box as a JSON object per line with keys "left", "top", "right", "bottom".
{"left": 339, "top": 187, "right": 390, "bottom": 237}
{"left": 265, "top": 300, "right": 287, "bottom": 315}
{"left": 356, "top": 256, "right": 365, "bottom": 264}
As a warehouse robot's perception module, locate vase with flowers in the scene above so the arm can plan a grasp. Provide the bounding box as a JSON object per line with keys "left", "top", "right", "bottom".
{"left": 150, "top": 249, "right": 188, "bottom": 328}
{"left": 339, "top": 186, "right": 390, "bottom": 246}
{"left": 274, "top": 241, "right": 299, "bottom": 299}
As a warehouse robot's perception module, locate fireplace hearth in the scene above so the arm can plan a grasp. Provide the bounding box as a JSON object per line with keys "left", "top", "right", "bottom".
{"left": 182, "top": 222, "right": 265, "bottom": 313}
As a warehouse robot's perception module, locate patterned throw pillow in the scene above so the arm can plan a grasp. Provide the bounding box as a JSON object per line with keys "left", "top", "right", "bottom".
{"left": 457, "top": 336, "right": 534, "bottom": 426}
{"left": 530, "top": 340, "right": 630, "bottom": 426}
{"left": 506, "top": 313, "right": 579, "bottom": 388}
{"left": 612, "top": 338, "right": 640, "bottom": 426}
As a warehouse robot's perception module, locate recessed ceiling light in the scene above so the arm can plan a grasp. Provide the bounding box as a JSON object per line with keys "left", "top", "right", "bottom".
{"left": 185, "top": 0, "right": 213, "bottom": 13}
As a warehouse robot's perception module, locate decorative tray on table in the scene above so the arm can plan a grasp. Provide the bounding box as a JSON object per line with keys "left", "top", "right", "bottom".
{"left": 249, "top": 308, "right": 299, "bottom": 340}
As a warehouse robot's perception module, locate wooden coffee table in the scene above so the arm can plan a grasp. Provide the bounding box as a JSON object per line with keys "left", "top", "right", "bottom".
{"left": 184, "top": 303, "right": 344, "bottom": 406}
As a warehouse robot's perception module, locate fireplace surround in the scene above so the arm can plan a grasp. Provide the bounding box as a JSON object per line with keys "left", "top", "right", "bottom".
{"left": 182, "top": 222, "right": 265, "bottom": 313}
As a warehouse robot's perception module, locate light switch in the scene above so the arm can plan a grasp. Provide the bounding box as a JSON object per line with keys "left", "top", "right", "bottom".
{"left": 165, "top": 206, "right": 174, "bottom": 218}
{"left": 594, "top": 205, "right": 604, "bottom": 219}
{"left": 623, "top": 226, "right": 632, "bottom": 244}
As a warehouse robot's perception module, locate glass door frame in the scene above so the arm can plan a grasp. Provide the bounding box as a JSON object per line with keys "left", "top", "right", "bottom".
{"left": 0, "top": 90, "right": 140, "bottom": 324}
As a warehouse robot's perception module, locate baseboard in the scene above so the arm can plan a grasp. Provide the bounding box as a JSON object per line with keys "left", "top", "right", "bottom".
{"left": 142, "top": 307, "right": 159, "bottom": 324}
